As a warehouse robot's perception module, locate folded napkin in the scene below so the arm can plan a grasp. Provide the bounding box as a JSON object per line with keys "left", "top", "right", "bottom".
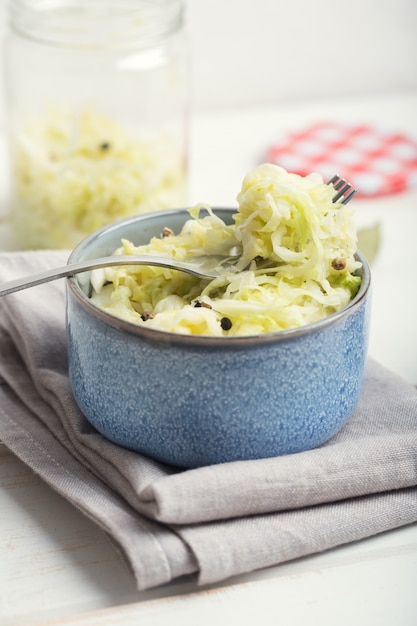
{"left": 1, "top": 251, "right": 417, "bottom": 590}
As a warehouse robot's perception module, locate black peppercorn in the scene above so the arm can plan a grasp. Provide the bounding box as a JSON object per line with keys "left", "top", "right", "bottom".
{"left": 220, "top": 317, "right": 232, "bottom": 331}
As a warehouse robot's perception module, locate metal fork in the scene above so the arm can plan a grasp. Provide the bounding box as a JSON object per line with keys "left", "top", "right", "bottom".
{"left": 0, "top": 176, "right": 358, "bottom": 296}
{"left": 327, "top": 175, "right": 358, "bottom": 204}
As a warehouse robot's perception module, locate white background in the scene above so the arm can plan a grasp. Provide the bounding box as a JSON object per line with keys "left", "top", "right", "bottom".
{"left": 0, "top": 0, "right": 416, "bottom": 118}
{"left": 186, "top": 0, "right": 417, "bottom": 111}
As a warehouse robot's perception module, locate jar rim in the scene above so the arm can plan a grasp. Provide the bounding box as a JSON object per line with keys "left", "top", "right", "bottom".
{"left": 8, "top": 0, "right": 184, "bottom": 49}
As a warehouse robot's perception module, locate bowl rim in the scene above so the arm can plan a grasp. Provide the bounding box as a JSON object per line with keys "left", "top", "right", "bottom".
{"left": 67, "top": 207, "right": 371, "bottom": 348}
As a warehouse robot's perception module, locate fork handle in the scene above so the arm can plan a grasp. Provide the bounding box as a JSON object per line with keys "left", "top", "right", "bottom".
{"left": 0, "top": 255, "right": 207, "bottom": 297}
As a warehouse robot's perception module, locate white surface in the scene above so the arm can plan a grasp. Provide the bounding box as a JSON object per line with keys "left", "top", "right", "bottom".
{"left": 1, "top": 92, "right": 417, "bottom": 624}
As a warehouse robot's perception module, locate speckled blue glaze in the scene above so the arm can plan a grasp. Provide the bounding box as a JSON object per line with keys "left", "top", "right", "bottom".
{"left": 66, "top": 209, "right": 371, "bottom": 468}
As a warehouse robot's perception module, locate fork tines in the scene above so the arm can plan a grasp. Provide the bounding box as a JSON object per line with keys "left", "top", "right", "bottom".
{"left": 327, "top": 175, "right": 358, "bottom": 205}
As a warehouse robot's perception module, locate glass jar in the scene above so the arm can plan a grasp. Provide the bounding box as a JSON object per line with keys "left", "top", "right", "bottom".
{"left": 3, "top": 0, "right": 189, "bottom": 249}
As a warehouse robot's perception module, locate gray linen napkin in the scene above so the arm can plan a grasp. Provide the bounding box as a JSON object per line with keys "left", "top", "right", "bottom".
{"left": 0, "top": 250, "right": 416, "bottom": 590}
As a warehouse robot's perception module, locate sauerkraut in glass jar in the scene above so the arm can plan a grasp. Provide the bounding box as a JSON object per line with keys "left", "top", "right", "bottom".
{"left": 3, "top": 0, "right": 189, "bottom": 249}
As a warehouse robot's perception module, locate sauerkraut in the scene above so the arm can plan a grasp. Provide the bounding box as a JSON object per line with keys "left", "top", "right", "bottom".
{"left": 90, "top": 164, "right": 361, "bottom": 337}
{"left": 10, "top": 107, "right": 186, "bottom": 249}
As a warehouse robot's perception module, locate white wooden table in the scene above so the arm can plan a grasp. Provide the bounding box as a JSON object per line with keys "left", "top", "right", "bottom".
{"left": 1, "top": 92, "right": 417, "bottom": 625}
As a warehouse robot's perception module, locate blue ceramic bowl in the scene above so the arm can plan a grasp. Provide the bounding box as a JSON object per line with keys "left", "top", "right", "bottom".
{"left": 66, "top": 208, "right": 371, "bottom": 468}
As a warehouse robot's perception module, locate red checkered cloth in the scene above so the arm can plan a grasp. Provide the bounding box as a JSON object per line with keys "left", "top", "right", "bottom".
{"left": 265, "top": 122, "right": 417, "bottom": 197}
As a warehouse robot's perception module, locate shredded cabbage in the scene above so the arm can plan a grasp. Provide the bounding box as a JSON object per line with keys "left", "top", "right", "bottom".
{"left": 90, "top": 164, "right": 361, "bottom": 336}
{"left": 10, "top": 107, "right": 186, "bottom": 249}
